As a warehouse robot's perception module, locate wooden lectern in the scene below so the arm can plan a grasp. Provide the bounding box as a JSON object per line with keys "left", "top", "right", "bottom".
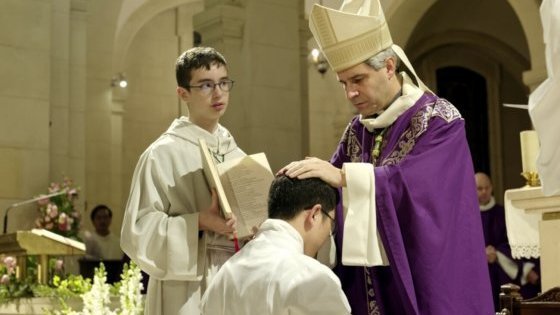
{"left": 506, "top": 187, "right": 560, "bottom": 292}
{"left": 0, "top": 229, "right": 85, "bottom": 283}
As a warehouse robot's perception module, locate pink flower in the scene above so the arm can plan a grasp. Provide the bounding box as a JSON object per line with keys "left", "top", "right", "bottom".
{"left": 37, "top": 177, "right": 81, "bottom": 236}
{"left": 0, "top": 274, "right": 9, "bottom": 285}
{"left": 3, "top": 256, "right": 16, "bottom": 269}
{"left": 58, "top": 222, "right": 68, "bottom": 231}
{"left": 54, "top": 259, "right": 64, "bottom": 271}
{"left": 57, "top": 213, "right": 69, "bottom": 231}
{"left": 3, "top": 256, "right": 16, "bottom": 274}
{"left": 48, "top": 182, "right": 61, "bottom": 193}
{"left": 47, "top": 204, "right": 58, "bottom": 218}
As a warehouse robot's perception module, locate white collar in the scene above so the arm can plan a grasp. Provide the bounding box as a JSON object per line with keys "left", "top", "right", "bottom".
{"left": 480, "top": 196, "right": 496, "bottom": 212}
{"left": 257, "top": 219, "right": 304, "bottom": 253}
{"left": 163, "top": 116, "right": 238, "bottom": 156}
{"left": 359, "top": 72, "right": 424, "bottom": 131}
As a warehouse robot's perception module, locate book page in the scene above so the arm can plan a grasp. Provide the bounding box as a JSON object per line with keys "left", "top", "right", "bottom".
{"left": 217, "top": 153, "right": 273, "bottom": 239}
{"left": 198, "top": 139, "right": 234, "bottom": 219}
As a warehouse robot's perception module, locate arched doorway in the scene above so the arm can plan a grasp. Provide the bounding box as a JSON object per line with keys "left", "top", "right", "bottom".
{"left": 390, "top": 0, "right": 534, "bottom": 200}
{"left": 412, "top": 39, "right": 533, "bottom": 202}
{"left": 436, "top": 66, "right": 490, "bottom": 175}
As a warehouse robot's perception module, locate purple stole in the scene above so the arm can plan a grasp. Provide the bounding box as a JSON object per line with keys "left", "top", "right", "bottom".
{"left": 331, "top": 93, "right": 494, "bottom": 315}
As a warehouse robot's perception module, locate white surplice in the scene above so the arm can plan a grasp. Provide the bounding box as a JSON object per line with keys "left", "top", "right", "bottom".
{"left": 83, "top": 231, "right": 123, "bottom": 260}
{"left": 120, "top": 117, "right": 245, "bottom": 315}
{"left": 528, "top": 0, "right": 560, "bottom": 196}
{"left": 200, "top": 219, "right": 351, "bottom": 315}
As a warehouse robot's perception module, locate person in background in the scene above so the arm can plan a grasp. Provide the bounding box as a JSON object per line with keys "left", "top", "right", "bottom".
{"left": 83, "top": 204, "right": 123, "bottom": 260}
{"left": 120, "top": 46, "right": 244, "bottom": 315}
{"left": 201, "top": 175, "right": 351, "bottom": 315}
{"left": 476, "top": 172, "right": 541, "bottom": 310}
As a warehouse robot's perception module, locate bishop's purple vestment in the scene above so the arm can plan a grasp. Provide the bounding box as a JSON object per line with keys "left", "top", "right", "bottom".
{"left": 331, "top": 92, "right": 494, "bottom": 315}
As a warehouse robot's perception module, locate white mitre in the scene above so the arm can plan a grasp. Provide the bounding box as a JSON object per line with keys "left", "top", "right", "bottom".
{"left": 309, "top": 0, "right": 430, "bottom": 92}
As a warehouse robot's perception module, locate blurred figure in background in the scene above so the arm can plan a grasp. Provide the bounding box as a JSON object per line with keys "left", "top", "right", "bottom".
{"left": 83, "top": 204, "right": 123, "bottom": 260}
{"left": 476, "top": 172, "right": 540, "bottom": 310}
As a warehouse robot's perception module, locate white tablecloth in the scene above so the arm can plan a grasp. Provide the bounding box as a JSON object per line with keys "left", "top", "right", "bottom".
{"left": 504, "top": 188, "right": 541, "bottom": 258}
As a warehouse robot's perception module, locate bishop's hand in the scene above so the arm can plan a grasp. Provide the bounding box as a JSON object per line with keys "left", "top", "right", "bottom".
{"left": 277, "top": 157, "right": 345, "bottom": 188}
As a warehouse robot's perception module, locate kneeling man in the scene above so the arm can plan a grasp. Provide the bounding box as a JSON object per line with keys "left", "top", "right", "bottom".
{"left": 201, "top": 175, "right": 351, "bottom": 315}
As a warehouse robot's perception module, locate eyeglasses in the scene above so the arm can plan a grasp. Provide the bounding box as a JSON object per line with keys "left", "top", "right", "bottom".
{"left": 321, "top": 209, "right": 337, "bottom": 236}
{"left": 186, "top": 80, "right": 234, "bottom": 95}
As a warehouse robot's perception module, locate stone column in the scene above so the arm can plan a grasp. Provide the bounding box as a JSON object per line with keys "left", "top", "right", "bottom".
{"left": 194, "top": 0, "right": 305, "bottom": 170}
{"left": 85, "top": 0, "right": 120, "bottom": 213}
{"left": 49, "top": 0, "right": 71, "bottom": 182}
{"left": 110, "top": 92, "right": 124, "bottom": 223}
{"left": 298, "top": 3, "right": 311, "bottom": 156}
{"left": 176, "top": 2, "right": 204, "bottom": 117}
{"left": 0, "top": 0, "right": 52, "bottom": 231}
{"left": 69, "top": 0, "right": 87, "bottom": 207}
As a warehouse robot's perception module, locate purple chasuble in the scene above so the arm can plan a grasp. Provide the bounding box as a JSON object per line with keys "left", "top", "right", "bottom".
{"left": 331, "top": 93, "right": 494, "bottom": 315}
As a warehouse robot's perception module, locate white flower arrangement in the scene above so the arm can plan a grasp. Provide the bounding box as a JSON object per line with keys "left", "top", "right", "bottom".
{"left": 80, "top": 264, "right": 115, "bottom": 315}
{"left": 50, "top": 262, "right": 144, "bottom": 315}
{"left": 118, "top": 263, "right": 144, "bottom": 315}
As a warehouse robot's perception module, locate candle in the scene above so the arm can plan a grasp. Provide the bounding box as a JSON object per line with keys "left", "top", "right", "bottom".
{"left": 520, "top": 130, "right": 539, "bottom": 173}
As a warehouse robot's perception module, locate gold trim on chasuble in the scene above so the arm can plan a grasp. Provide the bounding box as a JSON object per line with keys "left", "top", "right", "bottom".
{"left": 365, "top": 267, "right": 381, "bottom": 315}
{"left": 382, "top": 98, "right": 462, "bottom": 166}
{"left": 341, "top": 123, "right": 363, "bottom": 163}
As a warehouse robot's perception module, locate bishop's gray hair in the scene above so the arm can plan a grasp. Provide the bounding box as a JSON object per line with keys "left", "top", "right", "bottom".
{"left": 365, "top": 47, "right": 400, "bottom": 70}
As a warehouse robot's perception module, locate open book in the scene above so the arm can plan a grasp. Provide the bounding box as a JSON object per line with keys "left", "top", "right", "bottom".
{"left": 199, "top": 139, "right": 273, "bottom": 239}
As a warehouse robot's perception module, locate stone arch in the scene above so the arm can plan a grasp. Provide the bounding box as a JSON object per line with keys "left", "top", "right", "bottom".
{"left": 383, "top": 0, "right": 438, "bottom": 45}
{"left": 381, "top": 0, "right": 540, "bottom": 198}
{"left": 384, "top": 0, "right": 544, "bottom": 90}
{"left": 407, "top": 30, "right": 529, "bottom": 84}
{"left": 506, "top": 0, "right": 546, "bottom": 90}
{"left": 112, "top": 0, "right": 202, "bottom": 71}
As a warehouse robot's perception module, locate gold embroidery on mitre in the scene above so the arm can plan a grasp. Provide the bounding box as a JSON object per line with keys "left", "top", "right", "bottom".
{"left": 323, "top": 22, "right": 393, "bottom": 72}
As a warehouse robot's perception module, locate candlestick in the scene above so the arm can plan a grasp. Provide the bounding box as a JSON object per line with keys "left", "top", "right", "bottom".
{"left": 520, "top": 130, "right": 541, "bottom": 187}
{"left": 520, "top": 130, "right": 539, "bottom": 173}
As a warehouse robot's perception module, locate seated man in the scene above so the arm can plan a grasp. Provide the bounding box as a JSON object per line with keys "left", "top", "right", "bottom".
{"left": 200, "top": 175, "right": 351, "bottom": 315}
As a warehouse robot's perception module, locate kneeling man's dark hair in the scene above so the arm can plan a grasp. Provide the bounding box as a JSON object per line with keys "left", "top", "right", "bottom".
{"left": 268, "top": 175, "right": 339, "bottom": 220}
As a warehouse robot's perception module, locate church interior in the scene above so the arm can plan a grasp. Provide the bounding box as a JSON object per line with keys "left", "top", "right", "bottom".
{"left": 1, "top": 0, "right": 558, "bottom": 312}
